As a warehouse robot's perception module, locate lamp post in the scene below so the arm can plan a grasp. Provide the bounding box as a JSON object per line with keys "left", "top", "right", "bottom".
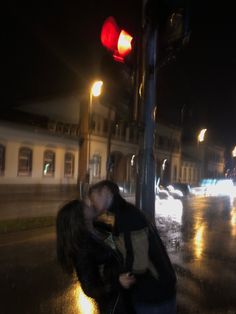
{"left": 88, "top": 80, "right": 103, "bottom": 183}
{"left": 197, "top": 128, "right": 207, "bottom": 182}
{"left": 232, "top": 146, "right": 236, "bottom": 180}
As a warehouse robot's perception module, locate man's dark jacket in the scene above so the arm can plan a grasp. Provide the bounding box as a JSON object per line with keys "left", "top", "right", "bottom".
{"left": 74, "top": 231, "right": 133, "bottom": 313}
{"left": 108, "top": 193, "right": 177, "bottom": 304}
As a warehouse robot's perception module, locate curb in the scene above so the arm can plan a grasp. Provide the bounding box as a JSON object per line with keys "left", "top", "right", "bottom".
{"left": 0, "top": 216, "right": 56, "bottom": 234}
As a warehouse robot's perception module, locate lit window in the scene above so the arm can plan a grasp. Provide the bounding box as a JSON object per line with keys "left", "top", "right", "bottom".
{"left": 18, "top": 147, "right": 32, "bottom": 176}
{"left": 43, "top": 150, "right": 55, "bottom": 176}
{"left": 188, "top": 168, "right": 192, "bottom": 181}
{"left": 174, "top": 165, "right": 177, "bottom": 182}
{"left": 0, "top": 144, "right": 5, "bottom": 176}
{"left": 64, "top": 153, "right": 75, "bottom": 177}
{"left": 183, "top": 167, "right": 187, "bottom": 182}
{"left": 92, "top": 154, "right": 101, "bottom": 178}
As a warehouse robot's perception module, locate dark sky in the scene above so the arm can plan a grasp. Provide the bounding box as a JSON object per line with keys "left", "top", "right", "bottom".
{"left": 8, "top": 1, "right": 236, "bottom": 150}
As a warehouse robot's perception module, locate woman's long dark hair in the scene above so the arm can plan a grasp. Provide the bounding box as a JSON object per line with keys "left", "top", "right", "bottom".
{"left": 56, "top": 199, "right": 89, "bottom": 274}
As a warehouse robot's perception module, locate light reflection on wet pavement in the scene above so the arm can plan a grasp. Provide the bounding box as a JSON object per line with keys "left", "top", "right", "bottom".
{"left": 155, "top": 196, "right": 236, "bottom": 313}
{"left": 0, "top": 196, "right": 236, "bottom": 313}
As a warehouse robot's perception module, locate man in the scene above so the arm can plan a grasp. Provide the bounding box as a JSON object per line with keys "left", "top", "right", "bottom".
{"left": 88, "top": 180, "right": 177, "bottom": 314}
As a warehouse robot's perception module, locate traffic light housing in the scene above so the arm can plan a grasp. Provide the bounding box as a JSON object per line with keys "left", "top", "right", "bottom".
{"left": 101, "top": 16, "right": 133, "bottom": 63}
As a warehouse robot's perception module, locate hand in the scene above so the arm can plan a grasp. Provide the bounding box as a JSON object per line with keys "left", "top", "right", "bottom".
{"left": 119, "top": 272, "right": 136, "bottom": 289}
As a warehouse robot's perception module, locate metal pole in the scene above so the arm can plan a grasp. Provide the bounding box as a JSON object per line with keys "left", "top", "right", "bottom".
{"left": 106, "top": 106, "right": 112, "bottom": 179}
{"left": 136, "top": 12, "right": 158, "bottom": 220}
{"left": 88, "top": 91, "right": 92, "bottom": 184}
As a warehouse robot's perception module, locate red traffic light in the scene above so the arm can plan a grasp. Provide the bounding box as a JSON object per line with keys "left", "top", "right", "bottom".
{"left": 101, "top": 17, "right": 120, "bottom": 52}
{"left": 101, "top": 16, "right": 133, "bottom": 63}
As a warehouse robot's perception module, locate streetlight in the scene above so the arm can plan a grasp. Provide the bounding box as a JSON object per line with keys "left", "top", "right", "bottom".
{"left": 197, "top": 128, "right": 207, "bottom": 182}
{"left": 90, "top": 81, "right": 103, "bottom": 98}
{"left": 88, "top": 80, "right": 103, "bottom": 183}
{"left": 232, "top": 145, "right": 236, "bottom": 158}
{"left": 197, "top": 128, "right": 207, "bottom": 143}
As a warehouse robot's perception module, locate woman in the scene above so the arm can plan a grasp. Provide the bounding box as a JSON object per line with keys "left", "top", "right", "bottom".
{"left": 56, "top": 199, "right": 135, "bottom": 314}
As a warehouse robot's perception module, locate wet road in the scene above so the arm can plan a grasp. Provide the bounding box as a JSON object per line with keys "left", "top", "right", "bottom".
{"left": 0, "top": 196, "right": 235, "bottom": 314}
{"left": 156, "top": 196, "right": 236, "bottom": 313}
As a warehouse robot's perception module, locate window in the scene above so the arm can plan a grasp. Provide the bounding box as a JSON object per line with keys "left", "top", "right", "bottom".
{"left": 0, "top": 144, "right": 5, "bottom": 175}
{"left": 18, "top": 147, "right": 32, "bottom": 176}
{"left": 91, "top": 154, "right": 101, "bottom": 178}
{"left": 188, "top": 168, "right": 192, "bottom": 182}
{"left": 64, "top": 152, "right": 75, "bottom": 177}
{"left": 183, "top": 167, "right": 187, "bottom": 182}
{"left": 173, "top": 165, "right": 177, "bottom": 182}
{"left": 43, "top": 150, "right": 55, "bottom": 176}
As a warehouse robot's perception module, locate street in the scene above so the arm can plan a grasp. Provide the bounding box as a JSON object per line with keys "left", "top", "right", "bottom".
{"left": 0, "top": 196, "right": 235, "bottom": 314}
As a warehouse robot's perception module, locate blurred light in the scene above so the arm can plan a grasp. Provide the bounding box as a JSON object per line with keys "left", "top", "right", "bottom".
{"left": 192, "top": 179, "right": 236, "bottom": 198}
{"left": 155, "top": 196, "right": 183, "bottom": 224}
{"left": 232, "top": 146, "right": 236, "bottom": 157}
{"left": 91, "top": 81, "right": 103, "bottom": 97}
{"left": 113, "top": 54, "right": 125, "bottom": 63}
{"left": 43, "top": 163, "right": 50, "bottom": 175}
{"left": 100, "top": 16, "right": 133, "bottom": 63}
{"left": 191, "top": 186, "right": 206, "bottom": 197}
{"left": 101, "top": 16, "right": 119, "bottom": 51}
{"left": 117, "top": 30, "right": 133, "bottom": 56}
{"left": 230, "top": 205, "right": 236, "bottom": 237}
{"left": 75, "top": 284, "right": 98, "bottom": 314}
{"left": 131, "top": 154, "right": 135, "bottom": 166}
{"left": 198, "top": 128, "right": 207, "bottom": 142}
{"left": 162, "top": 159, "right": 167, "bottom": 170}
{"left": 167, "top": 185, "right": 184, "bottom": 198}
{"left": 194, "top": 221, "right": 205, "bottom": 260}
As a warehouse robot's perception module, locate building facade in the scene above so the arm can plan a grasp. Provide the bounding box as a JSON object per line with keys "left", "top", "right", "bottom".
{"left": 0, "top": 122, "right": 79, "bottom": 186}
{"left": 1, "top": 96, "right": 225, "bottom": 192}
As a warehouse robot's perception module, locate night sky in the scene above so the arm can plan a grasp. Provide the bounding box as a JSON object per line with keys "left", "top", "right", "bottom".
{"left": 8, "top": 1, "right": 236, "bottom": 151}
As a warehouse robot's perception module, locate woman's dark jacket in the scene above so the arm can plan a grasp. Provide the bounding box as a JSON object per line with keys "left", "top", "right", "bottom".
{"left": 107, "top": 194, "right": 177, "bottom": 305}
{"left": 74, "top": 231, "right": 133, "bottom": 314}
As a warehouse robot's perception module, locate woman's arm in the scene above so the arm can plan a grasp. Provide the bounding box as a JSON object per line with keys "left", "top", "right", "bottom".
{"left": 75, "top": 250, "right": 109, "bottom": 300}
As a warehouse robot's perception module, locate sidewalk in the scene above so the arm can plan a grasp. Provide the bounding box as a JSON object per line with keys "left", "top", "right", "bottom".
{"left": 0, "top": 192, "right": 135, "bottom": 233}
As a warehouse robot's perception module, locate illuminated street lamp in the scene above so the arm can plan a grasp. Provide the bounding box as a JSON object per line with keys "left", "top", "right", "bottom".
{"left": 197, "top": 128, "right": 207, "bottom": 143}
{"left": 232, "top": 145, "right": 236, "bottom": 158}
{"left": 88, "top": 80, "right": 103, "bottom": 183}
{"left": 90, "top": 80, "right": 103, "bottom": 98}
{"left": 197, "top": 128, "right": 207, "bottom": 182}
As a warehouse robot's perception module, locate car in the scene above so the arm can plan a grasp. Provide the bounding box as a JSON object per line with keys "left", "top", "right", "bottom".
{"left": 170, "top": 183, "right": 192, "bottom": 197}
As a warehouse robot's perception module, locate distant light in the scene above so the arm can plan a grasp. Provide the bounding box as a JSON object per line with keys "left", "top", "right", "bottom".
{"left": 198, "top": 128, "right": 207, "bottom": 142}
{"left": 91, "top": 81, "right": 103, "bottom": 97}
{"left": 232, "top": 146, "right": 236, "bottom": 157}
{"left": 162, "top": 159, "right": 167, "bottom": 170}
{"left": 44, "top": 163, "right": 50, "bottom": 175}
{"left": 131, "top": 154, "right": 135, "bottom": 166}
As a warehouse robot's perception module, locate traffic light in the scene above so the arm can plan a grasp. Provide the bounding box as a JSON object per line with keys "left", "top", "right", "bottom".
{"left": 99, "top": 16, "right": 136, "bottom": 120}
{"left": 144, "top": 0, "right": 191, "bottom": 67}
{"left": 100, "top": 16, "right": 133, "bottom": 63}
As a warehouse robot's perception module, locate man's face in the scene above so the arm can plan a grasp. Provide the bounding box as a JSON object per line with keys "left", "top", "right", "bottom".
{"left": 89, "top": 187, "right": 110, "bottom": 215}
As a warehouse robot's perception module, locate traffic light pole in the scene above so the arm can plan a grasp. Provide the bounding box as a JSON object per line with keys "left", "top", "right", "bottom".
{"left": 136, "top": 5, "right": 158, "bottom": 220}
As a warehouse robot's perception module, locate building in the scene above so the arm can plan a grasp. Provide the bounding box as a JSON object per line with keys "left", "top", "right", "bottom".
{"left": 0, "top": 95, "right": 225, "bottom": 195}
{"left": 0, "top": 97, "right": 183, "bottom": 194}
{"left": 181, "top": 141, "right": 225, "bottom": 186}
